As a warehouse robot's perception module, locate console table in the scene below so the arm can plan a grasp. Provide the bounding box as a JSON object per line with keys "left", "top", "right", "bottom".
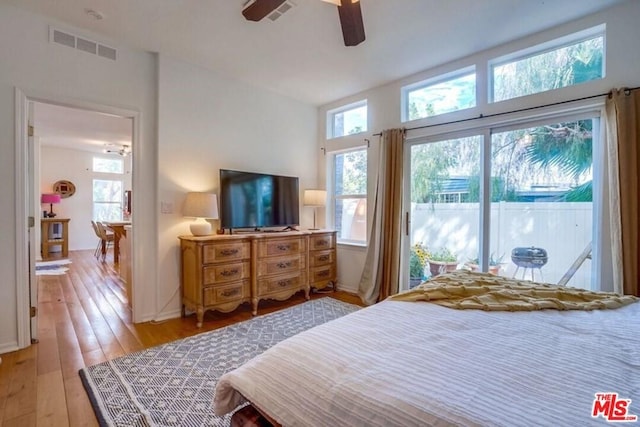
{"left": 179, "top": 230, "right": 337, "bottom": 326}
{"left": 41, "top": 218, "right": 70, "bottom": 259}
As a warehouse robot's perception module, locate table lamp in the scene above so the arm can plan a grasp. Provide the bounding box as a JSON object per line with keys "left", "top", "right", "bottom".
{"left": 303, "top": 189, "right": 326, "bottom": 230}
{"left": 183, "top": 192, "right": 219, "bottom": 236}
{"left": 41, "top": 193, "right": 61, "bottom": 218}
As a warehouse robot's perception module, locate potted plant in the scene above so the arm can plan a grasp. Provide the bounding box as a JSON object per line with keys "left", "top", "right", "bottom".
{"left": 427, "top": 247, "right": 458, "bottom": 277}
{"left": 465, "top": 253, "right": 505, "bottom": 275}
{"left": 409, "top": 243, "right": 430, "bottom": 287}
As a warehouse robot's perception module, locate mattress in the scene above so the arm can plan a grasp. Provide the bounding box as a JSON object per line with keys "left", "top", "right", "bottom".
{"left": 215, "top": 299, "right": 640, "bottom": 426}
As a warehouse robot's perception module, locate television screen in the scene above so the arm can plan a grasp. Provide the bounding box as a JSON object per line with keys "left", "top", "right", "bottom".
{"left": 219, "top": 169, "right": 300, "bottom": 230}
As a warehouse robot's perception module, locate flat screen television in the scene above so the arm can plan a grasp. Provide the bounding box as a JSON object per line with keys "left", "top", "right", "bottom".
{"left": 219, "top": 169, "right": 300, "bottom": 230}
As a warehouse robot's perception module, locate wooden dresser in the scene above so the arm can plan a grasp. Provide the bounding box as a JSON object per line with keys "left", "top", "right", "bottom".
{"left": 179, "top": 235, "right": 252, "bottom": 327}
{"left": 253, "top": 234, "right": 309, "bottom": 316}
{"left": 308, "top": 231, "right": 337, "bottom": 291}
{"left": 179, "top": 230, "right": 337, "bottom": 325}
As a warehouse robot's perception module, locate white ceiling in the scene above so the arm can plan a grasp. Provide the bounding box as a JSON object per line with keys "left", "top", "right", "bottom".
{"left": 34, "top": 102, "right": 132, "bottom": 153}
{"left": 9, "top": 0, "right": 626, "bottom": 152}
{"left": 5, "top": 0, "right": 626, "bottom": 107}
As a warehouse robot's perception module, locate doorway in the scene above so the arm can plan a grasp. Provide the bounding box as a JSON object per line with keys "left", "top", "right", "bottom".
{"left": 15, "top": 90, "right": 139, "bottom": 348}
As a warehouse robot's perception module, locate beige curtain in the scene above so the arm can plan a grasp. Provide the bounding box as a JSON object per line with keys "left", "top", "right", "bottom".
{"left": 605, "top": 88, "right": 640, "bottom": 296}
{"left": 358, "top": 128, "right": 405, "bottom": 304}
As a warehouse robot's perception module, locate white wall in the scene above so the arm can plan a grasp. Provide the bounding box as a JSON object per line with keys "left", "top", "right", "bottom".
{"left": 155, "top": 56, "right": 318, "bottom": 320}
{"left": 319, "top": 0, "right": 640, "bottom": 293}
{"left": 40, "top": 146, "right": 132, "bottom": 251}
{"left": 0, "top": 3, "right": 157, "bottom": 353}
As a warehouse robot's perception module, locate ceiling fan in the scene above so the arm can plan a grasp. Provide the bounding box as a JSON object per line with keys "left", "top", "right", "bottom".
{"left": 242, "top": 0, "right": 365, "bottom": 47}
{"left": 104, "top": 144, "right": 131, "bottom": 157}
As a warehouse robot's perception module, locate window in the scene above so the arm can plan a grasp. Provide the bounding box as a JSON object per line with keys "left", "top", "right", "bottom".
{"left": 93, "top": 179, "right": 123, "bottom": 221}
{"left": 402, "top": 68, "right": 476, "bottom": 122}
{"left": 327, "top": 100, "right": 367, "bottom": 139}
{"left": 92, "top": 156, "right": 124, "bottom": 221}
{"left": 93, "top": 156, "right": 124, "bottom": 174}
{"left": 491, "top": 26, "right": 605, "bottom": 102}
{"left": 332, "top": 148, "right": 367, "bottom": 244}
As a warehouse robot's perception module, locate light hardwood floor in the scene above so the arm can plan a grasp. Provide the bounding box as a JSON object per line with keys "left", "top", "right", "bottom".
{"left": 0, "top": 250, "right": 362, "bottom": 426}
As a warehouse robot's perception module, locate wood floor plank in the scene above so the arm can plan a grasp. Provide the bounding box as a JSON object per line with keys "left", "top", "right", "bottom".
{"left": 36, "top": 370, "right": 68, "bottom": 427}
{"left": 63, "top": 376, "right": 97, "bottom": 427}
{"left": 2, "top": 346, "right": 37, "bottom": 422}
{"left": 0, "top": 249, "right": 364, "bottom": 426}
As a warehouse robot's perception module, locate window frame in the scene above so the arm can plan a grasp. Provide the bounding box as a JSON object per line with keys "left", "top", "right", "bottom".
{"left": 401, "top": 66, "right": 477, "bottom": 123}
{"left": 328, "top": 146, "right": 368, "bottom": 246}
{"left": 92, "top": 155, "right": 125, "bottom": 221}
{"left": 488, "top": 24, "right": 606, "bottom": 103}
{"left": 326, "top": 100, "right": 368, "bottom": 139}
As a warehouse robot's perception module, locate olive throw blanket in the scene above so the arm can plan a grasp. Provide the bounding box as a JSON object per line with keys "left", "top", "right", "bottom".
{"left": 389, "top": 270, "right": 638, "bottom": 311}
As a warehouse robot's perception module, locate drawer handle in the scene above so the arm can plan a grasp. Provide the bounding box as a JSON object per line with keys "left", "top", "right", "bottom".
{"left": 318, "top": 255, "right": 330, "bottom": 262}
{"left": 220, "top": 268, "right": 239, "bottom": 277}
{"left": 276, "top": 261, "right": 293, "bottom": 269}
{"left": 315, "top": 240, "right": 329, "bottom": 247}
{"left": 276, "top": 244, "right": 291, "bottom": 251}
{"left": 221, "top": 288, "right": 241, "bottom": 298}
{"left": 317, "top": 270, "right": 330, "bottom": 278}
{"left": 220, "top": 248, "right": 240, "bottom": 256}
{"left": 277, "top": 279, "right": 291, "bottom": 287}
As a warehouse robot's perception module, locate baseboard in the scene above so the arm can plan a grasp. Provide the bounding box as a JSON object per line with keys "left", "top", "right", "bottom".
{"left": 0, "top": 340, "right": 19, "bottom": 355}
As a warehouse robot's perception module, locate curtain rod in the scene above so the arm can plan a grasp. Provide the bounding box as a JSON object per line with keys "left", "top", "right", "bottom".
{"left": 372, "top": 86, "right": 639, "bottom": 137}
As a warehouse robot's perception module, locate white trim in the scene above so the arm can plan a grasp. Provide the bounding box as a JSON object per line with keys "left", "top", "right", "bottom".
{"left": 15, "top": 88, "right": 30, "bottom": 348}
{"left": 14, "top": 88, "right": 144, "bottom": 348}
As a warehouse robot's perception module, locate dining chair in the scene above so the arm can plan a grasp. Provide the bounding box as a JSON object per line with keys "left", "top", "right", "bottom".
{"left": 93, "top": 221, "right": 115, "bottom": 261}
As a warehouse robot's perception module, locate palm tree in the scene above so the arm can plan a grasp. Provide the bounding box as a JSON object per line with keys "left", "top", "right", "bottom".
{"left": 523, "top": 119, "right": 593, "bottom": 201}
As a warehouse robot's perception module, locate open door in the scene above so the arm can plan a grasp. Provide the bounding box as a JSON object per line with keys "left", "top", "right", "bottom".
{"left": 28, "top": 101, "right": 39, "bottom": 342}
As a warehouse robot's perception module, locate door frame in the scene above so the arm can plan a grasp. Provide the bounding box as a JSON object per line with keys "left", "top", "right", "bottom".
{"left": 15, "top": 87, "right": 141, "bottom": 349}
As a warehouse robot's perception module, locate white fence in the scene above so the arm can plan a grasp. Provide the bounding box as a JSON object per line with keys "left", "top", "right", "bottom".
{"left": 411, "top": 202, "right": 593, "bottom": 288}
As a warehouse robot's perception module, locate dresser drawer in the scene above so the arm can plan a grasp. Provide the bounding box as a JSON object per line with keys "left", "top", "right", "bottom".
{"left": 258, "top": 272, "right": 306, "bottom": 295}
{"left": 310, "top": 234, "right": 335, "bottom": 251}
{"left": 204, "top": 280, "right": 250, "bottom": 305}
{"left": 203, "top": 241, "right": 250, "bottom": 264}
{"left": 203, "top": 261, "right": 250, "bottom": 285}
{"left": 309, "top": 249, "right": 334, "bottom": 267}
{"left": 258, "top": 238, "right": 306, "bottom": 257}
{"left": 310, "top": 265, "right": 336, "bottom": 283}
{"left": 257, "top": 255, "right": 305, "bottom": 277}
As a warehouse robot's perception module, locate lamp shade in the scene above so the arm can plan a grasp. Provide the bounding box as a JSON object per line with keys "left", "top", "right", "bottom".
{"left": 303, "top": 189, "right": 326, "bottom": 207}
{"left": 183, "top": 192, "right": 219, "bottom": 219}
{"left": 41, "top": 193, "right": 61, "bottom": 204}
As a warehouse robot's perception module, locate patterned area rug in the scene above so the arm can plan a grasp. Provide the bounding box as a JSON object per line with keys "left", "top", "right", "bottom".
{"left": 36, "top": 259, "right": 72, "bottom": 275}
{"left": 79, "top": 298, "right": 360, "bottom": 427}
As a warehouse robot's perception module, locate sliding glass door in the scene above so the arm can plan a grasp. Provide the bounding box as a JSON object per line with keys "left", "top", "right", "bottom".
{"left": 403, "top": 114, "right": 600, "bottom": 291}
{"left": 490, "top": 118, "right": 596, "bottom": 287}
{"left": 407, "top": 134, "right": 482, "bottom": 287}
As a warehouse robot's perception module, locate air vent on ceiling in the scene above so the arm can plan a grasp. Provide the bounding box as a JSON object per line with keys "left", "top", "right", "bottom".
{"left": 49, "top": 27, "right": 117, "bottom": 61}
{"left": 267, "top": 1, "right": 295, "bottom": 21}
{"left": 242, "top": 0, "right": 295, "bottom": 22}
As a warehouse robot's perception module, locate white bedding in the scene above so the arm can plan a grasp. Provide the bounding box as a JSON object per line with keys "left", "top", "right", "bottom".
{"left": 214, "top": 299, "right": 640, "bottom": 426}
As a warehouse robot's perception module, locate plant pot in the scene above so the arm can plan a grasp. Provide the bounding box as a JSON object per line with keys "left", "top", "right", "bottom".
{"left": 465, "top": 263, "right": 502, "bottom": 275}
{"left": 427, "top": 260, "right": 458, "bottom": 277}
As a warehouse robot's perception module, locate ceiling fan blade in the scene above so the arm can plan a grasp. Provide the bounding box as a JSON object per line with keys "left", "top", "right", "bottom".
{"left": 337, "top": 0, "right": 365, "bottom": 46}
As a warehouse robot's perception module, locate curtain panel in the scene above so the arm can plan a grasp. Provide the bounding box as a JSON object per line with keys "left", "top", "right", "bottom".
{"left": 358, "top": 128, "right": 405, "bottom": 304}
{"left": 605, "top": 88, "right": 640, "bottom": 296}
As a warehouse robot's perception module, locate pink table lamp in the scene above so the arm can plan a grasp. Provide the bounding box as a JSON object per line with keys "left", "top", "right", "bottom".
{"left": 41, "top": 193, "right": 61, "bottom": 218}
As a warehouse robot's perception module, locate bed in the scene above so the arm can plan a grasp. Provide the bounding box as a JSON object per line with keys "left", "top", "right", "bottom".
{"left": 214, "top": 272, "right": 640, "bottom": 426}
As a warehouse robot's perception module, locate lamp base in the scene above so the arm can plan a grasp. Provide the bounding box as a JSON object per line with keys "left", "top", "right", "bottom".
{"left": 45, "top": 211, "right": 57, "bottom": 218}
{"left": 190, "top": 219, "right": 212, "bottom": 236}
